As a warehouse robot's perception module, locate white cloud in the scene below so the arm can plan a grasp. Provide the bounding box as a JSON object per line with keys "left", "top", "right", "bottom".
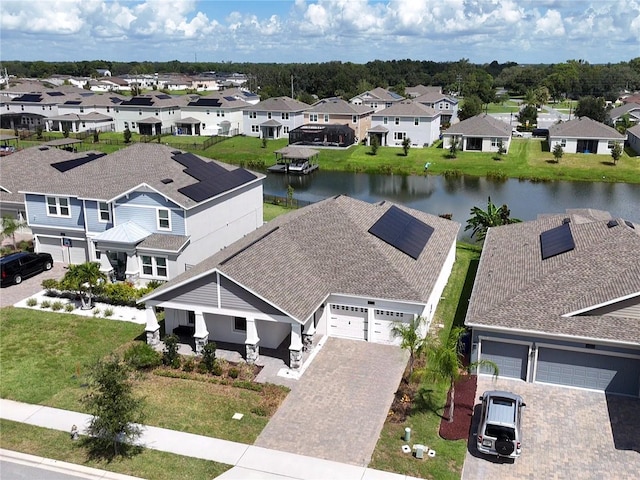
{"left": 535, "top": 9, "right": 565, "bottom": 37}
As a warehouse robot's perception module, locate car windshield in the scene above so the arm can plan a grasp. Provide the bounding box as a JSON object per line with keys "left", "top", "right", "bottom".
{"left": 485, "top": 424, "right": 515, "bottom": 440}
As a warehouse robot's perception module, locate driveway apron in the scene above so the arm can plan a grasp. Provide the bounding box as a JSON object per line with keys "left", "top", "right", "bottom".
{"left": 255, "top": 337, "right": 408, "bottom": 466}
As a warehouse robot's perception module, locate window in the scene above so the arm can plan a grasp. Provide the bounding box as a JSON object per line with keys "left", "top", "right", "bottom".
{"left": 267, "top": 112, "right": 272, "bottom": 119}
{"left": 395, "top": 117, "right": 400, "bottom": 125}
{"left": 80, "top": 107, "right": 84, "bottom": 113}
{"left": 491, "top": 138, "right": 498, "bottom": 147}
{"left": 352, "top": 115, "right": 357, "bottom": 123}
{"left": 188, "top": 311, "right": 195, "bottom": 325}
{"left": 310, "top": 113, "right": 318, "bottom": 122}
{"left": 414, "top": 118, "right": 419, "bottom": 126}
{"left": 124, "top": 121, "right": 129, "bottom": 128}
{"left": 282, "top": 112, "right": 289, "bottom": 120}
{"left": 284, "top": 126, "right": 289, "bottom": 133}
{"left": 139, "top": 109, "right": 142, "bottom": 115}
{"left": 141, "top": 256, "right": 167, "bottom": 278}
{"left": 251, "top": 125, "right": 259, "bottom": 133}
{"left": 234, "top": 317, "right": 247, "bottom": 332}
{"left": 394, "top": 132, "right": 406, "bottom": 141}
{"left": 98, "top": 202, "right": 110, "bottom": 222}
{"left": 561, "top": 139, "right": 567, "bottom": 147}
{"left": 46, "top": 196, "right": 71, "bottom": 217}
{"left": 157, "top": 209, "right": 171, "bottom": 230}
{"left": 249, "top": 111, "right": 256, "bottom": 119}
{"left": 383, "top": 117, "right": 388, "bottom": 124}
{"left": 131, "top": 122, "right": 136, "bottom": 128}
{"left": 206, "top": 109, "right": 210, "bottom": 115}
{"left": 608, "top": 140, "right": 616, "bottom": 149}
{"left": 324, "top": 114, "right": 329, "bottom": 123}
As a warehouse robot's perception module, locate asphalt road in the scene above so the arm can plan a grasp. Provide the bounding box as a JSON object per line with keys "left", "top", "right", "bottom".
{"left": 1, "top": 459, "right": 92, "bottom": 480}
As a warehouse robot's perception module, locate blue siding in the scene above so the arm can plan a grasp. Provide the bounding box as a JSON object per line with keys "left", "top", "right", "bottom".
{"left": 85, "top": 200, "right": 113, "bottom": 232}
{"left": 115, "top": 191, "right": 180, "bottom": 209}
{"left": 26, "top": 194, "right": 84, "bottom": 230}
{"left": 114, "top": 204, "right": 185, "bottom": 235}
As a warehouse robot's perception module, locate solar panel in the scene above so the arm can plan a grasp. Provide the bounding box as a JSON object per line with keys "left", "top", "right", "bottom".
{"left": 16, "top": 94, "right": 42, "bottom": 102}
{"left": 80, "top": 92, "right": 94, "bottom": 97}
{"left": 188, "top": 98, "right": 222, "bottom": 107}
{"left": 368, "top": 205, "right": 434, "bottom": 260}
{"left": 156, "top": 94, "right": 172, "bottom": 99}
{"left": 223, "top": 96, "right": 236, "bottom": 102}
{"left": 178, "top": 167, "right": 256, "bottom": 202}
{"left": 122, "top": 97, "right": 153, "bottom": 106}
{"left": 245, "top": 92, "right": 258, "bottom": 97}
{"left": 48, "top": 91, "right": 65, "bottom": 96}
{"left": 51, "top": 153, "right": 107, "bottom": 172}
{"left": 540, "top": 223, "right": 575, "bottom": 260}
{"left": 64, "top": 100, "right": 82, "bottom": 105}
{"left": 110, "top": 97, "right": 123, "bottom": 104}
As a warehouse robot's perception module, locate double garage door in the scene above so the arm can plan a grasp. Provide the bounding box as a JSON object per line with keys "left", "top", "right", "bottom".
{"left": 480, "top": 339, "right": 640, "bottom": 396}
{"left": 38, "top": 236, "right": 87, "bottom": 265}
{"left": 328, "top": 305, "right": 405, "bottom": 345}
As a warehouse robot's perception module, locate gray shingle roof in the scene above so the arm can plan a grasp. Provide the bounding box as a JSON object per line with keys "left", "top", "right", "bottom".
{"left": 2, "top": 143, "right": 263, "bottom": 210}
{"left": 548, "top": 117, "right": 625, "bottom": 139}
{"left": 310, "top": 98, "right": 373, "bottom": 115}
{"left": 444, "top": 114, "right": 511, "bottom": 137}
{"left": 375, "top": 101, "right": 439, "bottom": 117}
{"left": 245, "top": 96, "right": 310, "bottom": 113}
{"left": 465, "top": 211, "right": 640, "bottom": 346}
{"left": 143, "top": 195, "right": 460, "bottom": 322}
{"left": 138, "top": 233, "right": 190, "bottom": 253}
{"left": 607, "top": 102, "right": 640, "bottom": 120}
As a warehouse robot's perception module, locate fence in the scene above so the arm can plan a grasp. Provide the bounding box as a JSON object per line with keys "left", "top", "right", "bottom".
{"left": 263, "top": 194, "right": 313, "bottom": 209}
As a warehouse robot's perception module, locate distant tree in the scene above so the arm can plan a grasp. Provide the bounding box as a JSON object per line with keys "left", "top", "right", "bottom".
{"left": 370, "top": 135, "right": 379, "bottom": 155}
{"left": 517, "top": 105, "right": 538, "bottom": 129}
{"left": 497, "top": 140, "right": 506, "bottom": 156}
{"left": 1, "top": 215, "right": 26, "bottom": 250}
{"left": 402, "top": 136, "right": 411, "bottom": 156}
{"left": 297, "top": 91, "right": 316, "bottom": 105}
{"left": 123, "top": 128, "right": 132, "bottom": 143}
{"left": 496, "top": 92, "right": 510, "bottom": 106}
{"left": 36, "top": 125, "right": 43, "bottom": 139}
{"left": 524, "top": 89, "right": 537, "bottom": 106}
{"left": 610, "top": 143, "right": 623, "bottom": 165}
{"left": 391, "top": 316, "right": 427, "bottom": 380}
{"left": 552, "top": 143, "right": 564, "bottom": 163}
{"left": 458, "top": 95, "right": 482, "bottom": 120}
{"left": 535, "top": 86, "right": 550, "bottom": 107}
{"left": 82, "top": 355, "right": 145, "bottom": 457}
{"left": 575, "top": 96, "right": 607, "bottom": 122}
{"left": 62, "top": 124, "right": 70, "bottom": 138}
{"left": 83, "top": 81, "right": 91, "bottom": 90}
{"left": 614, "top": 113, "right": 634, "bottom": 134}
{"left": 465, "top": 197, "right": 521, "bottom": 241}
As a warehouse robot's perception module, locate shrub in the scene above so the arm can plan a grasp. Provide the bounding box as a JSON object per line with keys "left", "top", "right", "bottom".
{"left": 26, "top": 298, "right": 38, "bottom": 307}
{"left": 17, "top": 240, "right": 33, "bottom": 252}
{"left": 228, "top": 367, "right": 239, "bottom": 379}
{"left": 124, "top": 342, "right": 162, "bottom": 370}
{"left": 162, "top": 334, "right": 181, "bottom": 368}
{"left": 145, "top": 279, "right": 165, "bottom": 290}
{"left": 201, "top": 342, "right": 217, "bottom": 373}
{"left": 51, "top": 301, "right": 64, "bottom": 311}
{"left": 102, "top": 282, "right": 139, "bottom": 306}
{"left": 251, "top": 405, "right": 268, "bottom": 416}
{"left": 40, "top": 300, "right": 51, "bottom": 309}
{"left": 182, "top": 358, "right": 195, "bottom": 372}
{"left": 211, "top": 361, "right": 223, "bottom": 376}
{"left": 65, "top": 304, "right": 75, "bottom": 312}
{"left": 42, "top": 279, "right": 59, "bottom": 294}
{"left": 93, "top": 309, "right": 101, "bottom": 316}
{"left": 103, "top": 307, "right": 114, "bottom": 318}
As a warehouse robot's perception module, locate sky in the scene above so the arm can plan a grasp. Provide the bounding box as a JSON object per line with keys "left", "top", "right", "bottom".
{"left": 0, "top": 0, "right": 638, "bottom": 65}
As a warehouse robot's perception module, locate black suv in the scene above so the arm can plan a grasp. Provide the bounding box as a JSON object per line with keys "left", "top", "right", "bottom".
{"left": 0, "top": 252, "right": 54, "bottom": 286}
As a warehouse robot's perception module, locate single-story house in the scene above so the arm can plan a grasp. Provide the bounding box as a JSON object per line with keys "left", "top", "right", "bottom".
{"left": 465, "top": 209, "right": 640, "bottom": 397}
{"left": 607, "top": 102, "right": 640, "bottom": 126}
{"left": 441, "top": 114, "right": 511, "bottom": 153}
{"left": 548, "top": 117, "right": 626, "bottom": 154}
{"left": 140, "top": 196, "right": 460, "bottom": 367}
{"left": 627, "top": 124, "right": 640, "bottom": 155}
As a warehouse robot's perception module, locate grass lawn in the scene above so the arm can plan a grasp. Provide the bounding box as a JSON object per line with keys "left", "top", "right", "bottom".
{"left": 0, "top": 419, "right": 229, "bottom": 480}
{"left": 484, "top": 101, "right": 520, "bottom": 113}
{"left": 0, "top": 308, "right": 287, "bottom": 444}
{"left": 369, "top": 243, "right": 481, "bottom": 480}
{"left": 264, "top": 202, "right": 295, "bottom": 222}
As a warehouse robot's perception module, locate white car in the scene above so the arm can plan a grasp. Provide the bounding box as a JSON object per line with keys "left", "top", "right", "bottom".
{"left": 512, "top": 129, "right": 523, "bottom": 137}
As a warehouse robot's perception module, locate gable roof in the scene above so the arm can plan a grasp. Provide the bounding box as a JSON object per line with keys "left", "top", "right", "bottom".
{"left": 351, "top": 87, "right": 404, "bottom": 103}
{"left": 310, "top": 97, "right": 373, "bottom": 115}
{"left": 374, "top": 100, "right": 439, "bottom": 117}
{"left": 548, "top": 117, "right": 625, "bottom": 139}
{"left": 444, "top": 114, "right": 511, "bottom": 137}
{"left": 406, "top": 85, "right": 442, "bottom": 97}
{"left": 465, "top": 211, "right": 640, "bottom": 346}
{"left": 142, "top": 195, "right": 460, "bottom": 322}
{"left": 413, "top": 92, "right": 458, "bottom": 105}
{"left": 607, "top": 102, "right": 640, "bottom": 121}
{"left": 2, "top": 143, "right": 263, "bottom": 209}
{"left": 245, "top": 96, "right": 310, "bottom": 113}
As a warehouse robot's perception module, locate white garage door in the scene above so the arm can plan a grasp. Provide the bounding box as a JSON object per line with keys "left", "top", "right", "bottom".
{"left": 329, "top": 305, "right": 368, "bottom": 341}
{"left": 371, "top": 310, "right": 408, "bottom": 345}
{"left": 536, "top": 348, "right": 640, "bottom": 396}
{"left": 68, "top": 240, "right": 88, "bottom": 264}
{"left": 37, "top": 236, "right": 64, "bottom": 263}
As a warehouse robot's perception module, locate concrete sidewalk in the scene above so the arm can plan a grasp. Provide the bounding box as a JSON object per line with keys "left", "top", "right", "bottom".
{"left": 0, "top": 399, "right": 421, "bottom": 480}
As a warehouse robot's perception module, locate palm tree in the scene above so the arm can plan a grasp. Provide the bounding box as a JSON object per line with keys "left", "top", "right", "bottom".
{"left": 615, "top": 113, "right": 634, "bottom": 134}
{"left": 465, "top": 197, "right": 521, "bottom": 241}
{"left": 1, "top": 215, "right": 26, "bottom": 251}
{"left": 391, "top": 315, "right": 427, "bottom": 380}
{"left": 423, "top": 327, "right": 498, "bottom": 423}
{"left": 61, "top": 262, "right": 107, "bottom": 309}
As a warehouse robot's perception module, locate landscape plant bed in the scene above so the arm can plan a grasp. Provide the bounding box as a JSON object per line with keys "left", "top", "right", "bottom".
{"left": 439, "top": 374, "right": 478, "bottom": 440}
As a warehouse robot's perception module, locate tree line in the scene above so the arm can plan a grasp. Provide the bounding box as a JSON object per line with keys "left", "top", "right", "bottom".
{"left": 2, "top": 57, "right": 639, "bottom": 103}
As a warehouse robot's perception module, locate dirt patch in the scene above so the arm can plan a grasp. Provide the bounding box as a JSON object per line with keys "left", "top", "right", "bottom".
{"left": 439, "top": 374, "right": 477, "bottom": 440}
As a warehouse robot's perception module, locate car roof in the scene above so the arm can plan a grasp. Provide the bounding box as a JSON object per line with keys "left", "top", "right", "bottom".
{"left": 0, "top": 252, "right": 29, "bottom": 263}
{"left": 482, "top": 390, "right": 523, "bottom": 402}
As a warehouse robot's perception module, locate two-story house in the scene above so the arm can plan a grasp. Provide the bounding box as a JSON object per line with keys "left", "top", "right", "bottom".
{"left": 114, "top": 92, "right": 189, "bottom": 135}
{"left": 368, "top": 101, "right": 441, "bottom": 147}
{"left": 413, "top": 92, "right": 459, "bottom": 126}
{"left": 304, "top": 97, "right": 373, "bottom": 142}
{"left": 179, "top": 92, "right": 250, "bottom": 136}
{"left": 350, "top": 87, "right": 405, "bottom": 113}
{"left": 0, "top": 88, "right": 75, "bottom": 131}
{"left": 0, "top": 143, "right": 264, "bottom": 282}
{"left": 46, "top": 92, "right": 125, "bottom": 133}
{"left": 243, "top": 96, "right": 310, "bottom": 139}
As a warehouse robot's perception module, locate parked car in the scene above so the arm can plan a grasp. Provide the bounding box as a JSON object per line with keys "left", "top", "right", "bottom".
{"left": 0, "top": 252, "right": 53, "bottom": 286}
{"left": 511, "top": 129, "right": 523, "bottom": 137}
{"left": 476, "top": 390, "right": 526, "bottom": 460}
{"left": 532, "top": 128, "right": 549, "bottom": 137}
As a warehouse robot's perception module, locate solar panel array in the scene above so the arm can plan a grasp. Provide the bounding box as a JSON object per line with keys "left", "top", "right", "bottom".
{"left": 80, "top": 92, "right": 94, "bottom": 97}
{"left": 51, "top": 153, "right": 107, "bottom": 172}
{"left": 172, "top": 152, "right": 257, "bottom": 203}
{"left": 15, "top": 94, "right": 42, "bottom": 103}
{"left": 187, "top": 98, "right": 222, "bottom": 107}
{"left": 109, "top": 97, "right": 123, "bottom": 104}
{"left": 48, "top": 91, "right": 65, "bottom": 96}
{"left": 64, "top": 100, "right": 82, "bottom": 105}
{"left": 368, "top": 205, "right": 434, "bottom": 260}
{"left": 121, "top": 97, "right": 153, "bottom": 106}
{"left": 223, "top": 96, "right": 237, "bottom": 102}
{"left": 540, "top": 223, "right": 575, "bottom": 260}
{"left": 156, "top": 94, "right": 172, "bottom": 99}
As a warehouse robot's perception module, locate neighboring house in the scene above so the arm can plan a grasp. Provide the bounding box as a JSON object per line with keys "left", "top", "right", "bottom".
{"left": 52, "top": 92, "right": 126, "bottom": 133}
{"left": 350, "top": 87, "right": 405, "bottom": 112}
{"left": 405, "top": 85, "right": 442, "bottom": 98}
{"left": 0, "top": 143, "right": 264, "bottom": 282}
{"left": 304, "top": 97, "right": 373, "bottom": 142}
{"left": 413, "top": 91, "right": 459, "bottom": 125}
{"left": 179, "top": 92, "right": 249, "bottom": 136}
{"left": 96, "top": 68, "right": 111, "bottom": 77}
{"left": 368, "top": 101, "right": 441, "bottom": 147}
{"left": 441, "top": 114, "right": 512, "bottom": 153}
{"left": 243, "top": 96, "right": 310, "bottom": 139}
{"left": 45, "top": 112, "right": 114, "bottom": 134}
{"left": 465, "top": 209, "right": 640, "bottom": 397}
{"left": 548, "top": 117, "right": 625, "bottom": 154}
{"left": 0, "top": 89, "right": 71, "bottom": 131}
{"left": 627, "top": 124, "right": 640, "bottom": 155}
{"left": 607, "top": 102, "right": 640, "bottom": 126}
{"left": 140, "top": 196, "right": 459, "bottom": 364}
{"left": 113, "top": 92, "right": 187, "bottom": 135}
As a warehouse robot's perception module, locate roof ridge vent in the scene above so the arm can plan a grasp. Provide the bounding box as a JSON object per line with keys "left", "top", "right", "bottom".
{"left": 161, "top": 178, "right": 173, "bottom": 184}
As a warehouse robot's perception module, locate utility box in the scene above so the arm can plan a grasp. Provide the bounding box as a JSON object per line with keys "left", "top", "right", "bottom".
{"left": 404, "top": 427, "right": 411, "bottom": 442}
{"left": 415, "top": 444, "right": 425, "bottom": 459}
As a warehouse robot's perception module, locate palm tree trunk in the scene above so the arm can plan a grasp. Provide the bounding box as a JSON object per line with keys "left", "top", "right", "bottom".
{"left": 448, "top": 379, "right": 455, "bottom": 423}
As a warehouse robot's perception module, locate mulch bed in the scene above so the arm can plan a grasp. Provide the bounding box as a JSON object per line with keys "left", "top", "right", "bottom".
{"left": 439, "top": 374, "right": 478, "bottom": 440}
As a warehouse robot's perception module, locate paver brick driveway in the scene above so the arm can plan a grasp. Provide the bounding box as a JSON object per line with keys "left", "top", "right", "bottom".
{"left": 0, "top": 262, "right": 67, "bottom": 308}
{"left": 462, "top": 376, "right": 640, "bottom": 480}
{"left": 255, "top": 337, "right": 408, "bottom": 466}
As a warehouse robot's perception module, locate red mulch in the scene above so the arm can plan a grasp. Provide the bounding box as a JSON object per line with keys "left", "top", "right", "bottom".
{"left": 439, "top": 374, "right": 478, "bottom": 440}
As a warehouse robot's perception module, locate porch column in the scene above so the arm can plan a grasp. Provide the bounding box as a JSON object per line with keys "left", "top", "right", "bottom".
{"left": 125, "top": 251, "right": 138, "bottom": 282}
{"left": 289, "top": 323, "right": 303, "bottom": 369}
{"left": 145, "top": 305, "right": 160, "bottom": 346}
{"left": 302, "top": 319, "right": 315, "bottom": 352}
{"left": 193, "top": 311, "right": 209, "bottom": 355}
{"left": 245, "top": 317, "right": 259, "bottom": 364}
